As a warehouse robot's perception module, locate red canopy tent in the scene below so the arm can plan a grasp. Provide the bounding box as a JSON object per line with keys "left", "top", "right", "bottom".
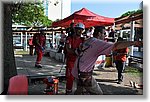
{"left": 52, "top": 8, "right": 114, "bottom": 28}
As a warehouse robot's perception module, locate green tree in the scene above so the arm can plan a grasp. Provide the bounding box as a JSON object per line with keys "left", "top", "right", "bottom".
{"left": 120, "top": 9, "right": 143, "bottom": 17}
{"left": 1, "top": 1, "right": 53, "bottom": 94}
{"left": 12, "top": 2, "right": 52, "bottom": 27}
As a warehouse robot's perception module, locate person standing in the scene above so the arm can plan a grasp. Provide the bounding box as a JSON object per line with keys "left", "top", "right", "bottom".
{"left": 86, "top": 26, "right": 95, "bottom": 38}
{"left": 33, "top": 30, "right": 46, "bottom": 68}
{"left": 65, "top": 22, "right": 85, "bottom": 94}
{"left": 59, "top": 30, "right": 66, "bottom": 46}
{"left": 113, "top": 37, "right": 129, "bottom": 84}
{"left": 108, "top": 28, "right": 115, "bottom": 42}
{"left": 66, "top": 22, "right": 75, "bottom": 37}
{"left": 72, "top": 26, "right": 142, "bottom": 95}
{"left": 49, "top": 39, "right": 53, "bottom": 49}
{"left": 28, "top": 36, "right": 34, "bottom": 56}
{"left": 57, "top": 30, "right": 66, "bottom": 53}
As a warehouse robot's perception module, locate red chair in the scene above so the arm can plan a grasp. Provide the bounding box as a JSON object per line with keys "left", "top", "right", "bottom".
{"left": 8, "top": 75, "right": 28, "bottom": 95}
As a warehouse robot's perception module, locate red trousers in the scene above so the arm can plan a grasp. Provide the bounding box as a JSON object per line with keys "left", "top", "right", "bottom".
{"left": 66, "top": 61, "right": 75, "bottom": 91}
{"left": 36, "top": 48, "right": 43, "bottom": 64}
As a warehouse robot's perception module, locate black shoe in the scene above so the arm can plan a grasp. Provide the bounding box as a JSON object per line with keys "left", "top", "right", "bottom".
{"left": 35, "top": 64, "right": 42, "bottom": 68}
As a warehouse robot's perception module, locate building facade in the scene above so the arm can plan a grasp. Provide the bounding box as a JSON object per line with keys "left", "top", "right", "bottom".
{"left": 42, "top": 0, "right": 71, "bottom": 21}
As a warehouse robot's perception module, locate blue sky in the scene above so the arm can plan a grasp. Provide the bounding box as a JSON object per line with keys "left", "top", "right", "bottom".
{"left": 71, "top": 0, "right": 143, "bottom": 18}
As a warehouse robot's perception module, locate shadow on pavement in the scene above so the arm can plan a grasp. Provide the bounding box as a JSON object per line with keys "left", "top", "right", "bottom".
{"left": 99, "top": 83, "right": 142, "bottom": 95}
{"left": 96, "top": 79, "right": 117, "bottom": 83}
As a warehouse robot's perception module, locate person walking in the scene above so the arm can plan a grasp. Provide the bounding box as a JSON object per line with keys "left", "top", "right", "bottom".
{"left": 65, "top": 22, "right": 85, "bottom": 94}
{"left": 72, "top": 26, "right": 142, "bottom": 95}
{"left": 33, "top": 29, "right": 46, "bottom": 68}
{"left": 113, "top": 37, "right": 129, "bottom": 84}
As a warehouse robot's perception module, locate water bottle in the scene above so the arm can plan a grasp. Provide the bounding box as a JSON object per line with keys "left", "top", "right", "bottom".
{"left": 41, "top": 47, "right": 44, "bottom": 53}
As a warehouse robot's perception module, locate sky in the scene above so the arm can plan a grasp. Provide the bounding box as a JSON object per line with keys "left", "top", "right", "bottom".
{"left": 71, "top": 0, "right": 143, "bottom": 18}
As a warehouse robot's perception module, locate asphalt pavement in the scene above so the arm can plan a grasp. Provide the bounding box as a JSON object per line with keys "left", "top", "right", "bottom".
{"left": 15, "top": 54, "right": 143, "bottom": 95}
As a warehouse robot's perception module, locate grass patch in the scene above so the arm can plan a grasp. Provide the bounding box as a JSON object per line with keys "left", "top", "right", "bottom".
{"left": 124, "top": 66, "right": 143, "bottom": 77}
{"left": 14, "top": 50, "right": 29, "bottom": 55}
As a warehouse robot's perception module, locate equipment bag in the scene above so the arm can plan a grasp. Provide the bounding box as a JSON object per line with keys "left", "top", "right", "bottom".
{"left": 78, "top": 72, "right": 92, "bottom": 87}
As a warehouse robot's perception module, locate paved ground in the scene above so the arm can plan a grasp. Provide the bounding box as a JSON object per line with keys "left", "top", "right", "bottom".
{"left": 15, "top": 54, "right": 143, "bottom": 95}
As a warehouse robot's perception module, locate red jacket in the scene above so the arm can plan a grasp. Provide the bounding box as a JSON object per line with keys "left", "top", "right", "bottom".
{"left": 65, "top": 36, "right": 84, "bottom": 62}
{"left": 113, "top": 48, "right": 128, "bottom": 62}
{"left": 33, "top": 33, "right": 46, "bottom": 48}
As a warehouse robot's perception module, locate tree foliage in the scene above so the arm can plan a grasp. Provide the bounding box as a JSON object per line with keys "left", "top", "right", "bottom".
{"left": 12, "top": 2, "right": 52, "bottom": 27}
{"left": 120, "top": 9, "right": 143, "bottom": 18}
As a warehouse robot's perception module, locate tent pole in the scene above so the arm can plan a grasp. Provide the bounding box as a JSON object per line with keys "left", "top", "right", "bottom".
{"left": 52, "top": 28, "right": 55, "bottom": 49}
{"left": 129, "top": 20, "right": 135, "bottom": 56}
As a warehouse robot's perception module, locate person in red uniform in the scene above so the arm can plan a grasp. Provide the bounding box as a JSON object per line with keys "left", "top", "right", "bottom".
{"left": 33, "top": 29, "right": 46, "bottom": 68}
{"left": 65, "top": 22, "right": 85, "bottom": 94}
{"left": 113, "top": 37, "right": 129, "bottom": 84}
{"left": 28, "top": 37, "right": 34, "bottom": 56}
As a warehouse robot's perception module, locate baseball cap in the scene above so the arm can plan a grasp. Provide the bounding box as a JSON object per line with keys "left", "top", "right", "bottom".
{"left": 75, "top": 22, "right": 85, "bottom": 30}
